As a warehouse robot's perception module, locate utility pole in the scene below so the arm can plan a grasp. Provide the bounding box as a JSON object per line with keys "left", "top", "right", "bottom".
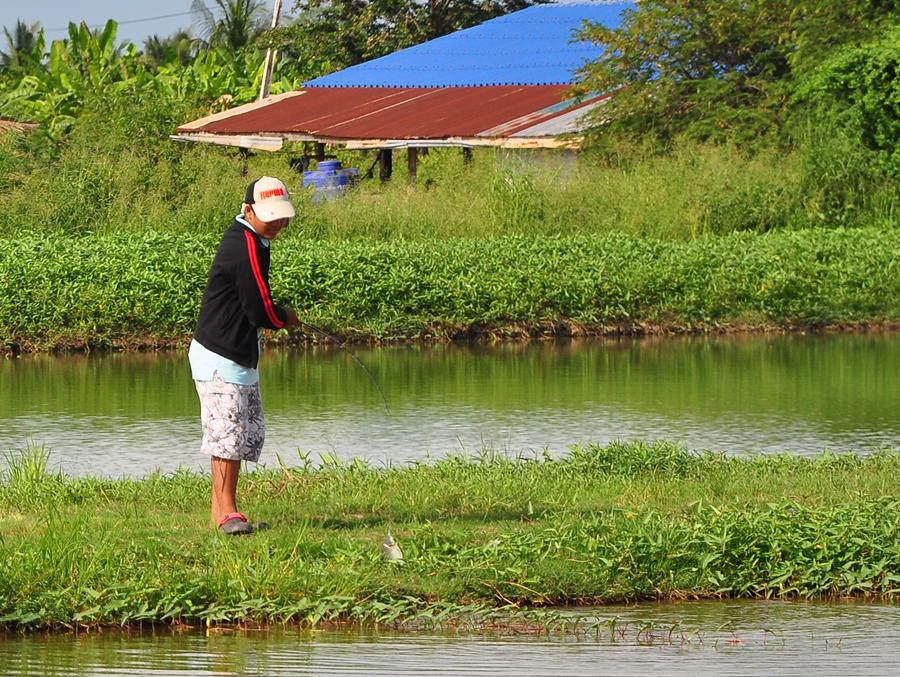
{"left": 258, "top": 0, "right": 283, "bottom": 101}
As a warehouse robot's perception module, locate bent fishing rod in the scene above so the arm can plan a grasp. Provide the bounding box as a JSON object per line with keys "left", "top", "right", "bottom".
{"left": 294, "top": 318, "right": 391, "bottom": 414}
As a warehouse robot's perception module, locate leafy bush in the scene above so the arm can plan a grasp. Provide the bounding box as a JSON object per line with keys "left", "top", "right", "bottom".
{"left": 795, "top": 27, "right": 900, "bottom": 175}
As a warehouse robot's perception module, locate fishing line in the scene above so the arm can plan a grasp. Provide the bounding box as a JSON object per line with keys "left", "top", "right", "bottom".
{"left": 295, "top": 319, "right": 391, "bottom": 414}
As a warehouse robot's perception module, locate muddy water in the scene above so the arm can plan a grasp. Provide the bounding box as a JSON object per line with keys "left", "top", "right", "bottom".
{"left": 2, "top": 600, "right": 898, "bottom": 676}
{"left": 1, "top": 333, "right": 897, "bottom": 477}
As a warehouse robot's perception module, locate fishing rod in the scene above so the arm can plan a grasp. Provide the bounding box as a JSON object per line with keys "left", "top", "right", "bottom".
{"left": 295, "top": 318, "right": 391, "bottom": 414}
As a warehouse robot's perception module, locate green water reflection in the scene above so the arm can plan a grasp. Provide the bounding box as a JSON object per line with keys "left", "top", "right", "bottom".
{"left": 2, "top": 600, "right": 898, "bottom": 676}
{"left": 0, "top": 334, "right": 897, "bottom": 477}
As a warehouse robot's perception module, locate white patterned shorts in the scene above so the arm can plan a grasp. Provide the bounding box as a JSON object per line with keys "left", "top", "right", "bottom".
{"left": 194, "top": 374, "right": 265, "bottom": 462}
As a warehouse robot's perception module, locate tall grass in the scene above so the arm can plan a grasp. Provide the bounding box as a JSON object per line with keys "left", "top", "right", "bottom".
{"left": 1, "top": 440, "right": 900, "bottom": 631}
{"left": 0, "top": 104, "right": 896, "bottom": 239}
{"left": 292, "top": 144, "right": 804, "bottom": 240}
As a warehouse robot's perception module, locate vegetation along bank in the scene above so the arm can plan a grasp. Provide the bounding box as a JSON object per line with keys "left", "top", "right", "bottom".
{"left": 2, "top": 441, "right": 900, "bottom": 631}
{"left": 1, "top": 225, "right": 897, "bottom": 352}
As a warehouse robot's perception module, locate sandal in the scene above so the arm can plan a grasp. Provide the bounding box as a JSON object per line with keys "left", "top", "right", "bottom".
{"left": 218, "top": 512, "right": 254, "bottom": 535}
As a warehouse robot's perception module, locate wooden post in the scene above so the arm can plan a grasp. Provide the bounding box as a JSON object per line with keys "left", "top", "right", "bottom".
{"left": 462, "top": 147, "right": 473, "bottom": 166}
{"left": 258, "top": 0, "right": 283, "bottom": 101}
{"left": 407, "top": 147, "right": 418, "bottom": 184}
{"left": 315, "top": 142, "right": 326, "bottom": 161}
{"left": 380, "top": 148, "right": 393, "bottom": 182}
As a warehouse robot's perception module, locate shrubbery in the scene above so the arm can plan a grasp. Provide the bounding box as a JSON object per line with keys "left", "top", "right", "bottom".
{"left": 1, "top": 227, "right": 897, "bottom": 349}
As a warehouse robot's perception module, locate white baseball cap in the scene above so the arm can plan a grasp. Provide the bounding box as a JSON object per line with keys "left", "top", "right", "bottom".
{"left": 244, "top": 176, "right": 295, "bottom": 222}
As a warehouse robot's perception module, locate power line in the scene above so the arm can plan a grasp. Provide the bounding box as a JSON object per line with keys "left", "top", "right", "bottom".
{"left": 14, "top": 3, "right": 282, "bottom": 40}
{"left": 42, "top": 9, "right": 199, "bottom": 35}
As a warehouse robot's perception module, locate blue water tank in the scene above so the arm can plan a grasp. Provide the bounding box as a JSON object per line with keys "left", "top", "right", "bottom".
{"left": 302, "top": 160, "right": 359, "bottom": 202}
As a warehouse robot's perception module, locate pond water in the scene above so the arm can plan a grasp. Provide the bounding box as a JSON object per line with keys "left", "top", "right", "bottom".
{"left": 2, "top": 600, "right": 898, "bottom": 676}
{"left": 1, "top": 333, "right": 898, "bottom": 477}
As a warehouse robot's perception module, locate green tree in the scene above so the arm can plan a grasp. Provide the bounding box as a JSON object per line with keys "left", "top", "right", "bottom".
{"left": 1, "top": 20, "right": 43, "bottom": 73}
{"left": 191, "top": 0, "right": 269, "bottom": 52}
{"left": 575, "top": 0, "right": 900, "bottom": 146}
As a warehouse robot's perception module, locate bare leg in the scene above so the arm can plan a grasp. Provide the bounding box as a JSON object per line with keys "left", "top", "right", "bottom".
{"left": 211, "top": 456, "right": 241, "bottom": 526}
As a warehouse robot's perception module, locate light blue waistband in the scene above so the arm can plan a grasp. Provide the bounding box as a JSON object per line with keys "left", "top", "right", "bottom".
{"left": 188, "top": 339, "right": 260, "bottom": 385}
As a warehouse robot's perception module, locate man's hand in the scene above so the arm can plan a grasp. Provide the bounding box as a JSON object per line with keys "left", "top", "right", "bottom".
{"left": 284, "top": 308, "right": 300, "bottom": 327}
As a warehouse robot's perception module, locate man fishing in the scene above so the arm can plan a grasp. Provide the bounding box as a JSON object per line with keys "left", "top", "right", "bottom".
{"left": 189, "top": 176, "right": 300, "bottom": 535}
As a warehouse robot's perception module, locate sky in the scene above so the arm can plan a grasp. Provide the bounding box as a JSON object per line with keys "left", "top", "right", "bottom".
{"left": 0, "top": 1, "right": 281, "bottom": 48}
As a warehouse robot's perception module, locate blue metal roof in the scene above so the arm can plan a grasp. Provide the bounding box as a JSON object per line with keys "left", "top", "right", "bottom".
{"left": 303, "top": 2, "right": 634, "bottom": 88}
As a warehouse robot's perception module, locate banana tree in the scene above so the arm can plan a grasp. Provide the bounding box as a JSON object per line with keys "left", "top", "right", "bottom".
{"left": 0, "top": 21, "right": 146, "bottom": 138}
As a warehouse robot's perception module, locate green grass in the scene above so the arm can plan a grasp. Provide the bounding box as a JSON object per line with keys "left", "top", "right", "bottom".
{"left": 2, "top": 440, "right": 900, "bottom": 631}
{"left": 1, "top": 226, "right": 898, "bottom": 350}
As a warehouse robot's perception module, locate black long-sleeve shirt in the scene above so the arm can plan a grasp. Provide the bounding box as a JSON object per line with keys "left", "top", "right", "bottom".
{"left": 193, "top": 219, "right": 287, "bottom": 368}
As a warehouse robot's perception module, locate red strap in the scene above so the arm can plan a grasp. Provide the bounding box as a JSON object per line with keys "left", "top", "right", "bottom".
{"left": 217, "top": 512, "right": 248, "bottom": 527}
{"left": 243, "top": 230, "right": 285, "bottom": 329}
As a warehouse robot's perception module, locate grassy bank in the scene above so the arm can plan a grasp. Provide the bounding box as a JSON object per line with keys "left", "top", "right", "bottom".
{"left": 2, "top": 441, "right": 900, "bottom": 631}
{"left": 2, "top": 226, "right": 898, "bottom": 351}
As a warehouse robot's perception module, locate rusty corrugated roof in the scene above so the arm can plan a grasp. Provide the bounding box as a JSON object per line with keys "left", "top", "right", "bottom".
{"left": 173, "top": 4, "right": 621, "bottom": 150}
{"left": 176, "top": 85, "right": 606, "bottom": 146}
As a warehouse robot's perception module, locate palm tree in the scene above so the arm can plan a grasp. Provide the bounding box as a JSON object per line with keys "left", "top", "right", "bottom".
{"left": 0, "top": 19, "right": 41, "bottom": 72}
{"left": 191, "top": 0, "right": 268, "bottom": 52}
{"left": 144, "top": 29, "right": 195, "bottom": 67}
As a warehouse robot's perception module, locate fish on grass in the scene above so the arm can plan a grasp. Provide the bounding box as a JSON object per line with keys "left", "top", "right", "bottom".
{"left": 382, "top": 533, "right": 404, "bottom": 563}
